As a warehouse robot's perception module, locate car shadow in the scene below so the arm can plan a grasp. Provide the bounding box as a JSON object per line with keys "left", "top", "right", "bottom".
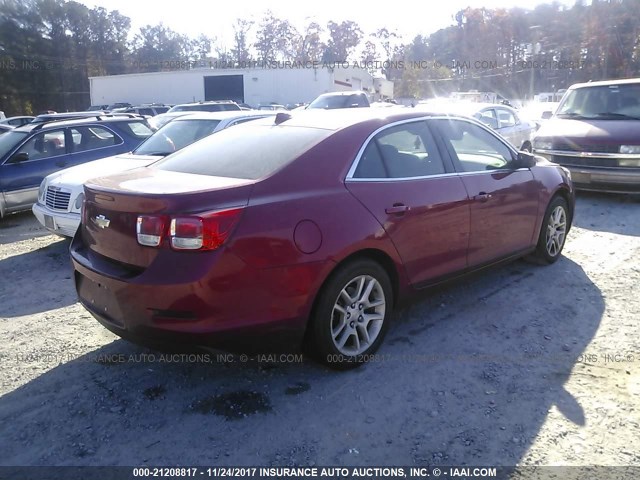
{"left": 0, "top": 257, "right": 602, "bottom": 468}
{"left": 573, "top": 191, "right": 640, "bottom": 236}
{"left": 0, "top": 237, "right": 76, "bottom": 317}
{"left": 0, "top": 211, "right": 53, "bottom": 245}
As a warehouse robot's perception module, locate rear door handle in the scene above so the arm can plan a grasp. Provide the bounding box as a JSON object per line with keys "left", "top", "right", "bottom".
{"left": 55, "top": 161, "right": 67, "bottom": 168}
{"left": 474, "top": 192, "right": 492, "bottom": 202}
{"left": 385, "top": 204, "right": 410, "bottom": 215}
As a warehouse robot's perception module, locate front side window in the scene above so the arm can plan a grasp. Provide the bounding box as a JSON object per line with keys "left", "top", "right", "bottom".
{"left": 353, "top": 121, "right": 446, "bottom": 179}
{"left": 14, "top": 129, "right": 67, "bottom": 161}
{"left": 0, "top": 131, "right": 29, "bottom": 161}
{"left": 435, "top": 119, "right": 514, "bottom": 172}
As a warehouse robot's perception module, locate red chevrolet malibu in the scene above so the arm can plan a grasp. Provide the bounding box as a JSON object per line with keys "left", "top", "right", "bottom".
{"left": 71, "top": 109, "right": 574, "bottom": 368}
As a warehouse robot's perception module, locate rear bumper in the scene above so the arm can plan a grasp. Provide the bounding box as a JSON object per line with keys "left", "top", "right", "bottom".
{"left": 70, "top": 233, "right": 329, "bottom": 354}
{"left": 32, "top": 202, "right": 80, "bottom": 237}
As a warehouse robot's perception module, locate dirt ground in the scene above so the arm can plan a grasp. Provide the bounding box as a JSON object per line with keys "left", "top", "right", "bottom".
{"left": 0, "top": 192, "right": 638, "bottom": 473}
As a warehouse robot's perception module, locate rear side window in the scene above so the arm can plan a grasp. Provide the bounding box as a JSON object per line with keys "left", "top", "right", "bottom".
{"left": 119, "top": 121, "right": 154, "bottom": 139}
{"left": 71, "top": 126, "right": 120, "bottom": 152}
{"left": 154, "top": 125, "right": 330, "bottom": 180}
{"left": 354, "top": 121, "right": 446, "bottom": 179}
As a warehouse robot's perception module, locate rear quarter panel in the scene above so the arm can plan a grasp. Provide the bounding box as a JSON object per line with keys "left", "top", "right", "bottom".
{"left": 228, "top": 124, "right": 411, "bottom": 320}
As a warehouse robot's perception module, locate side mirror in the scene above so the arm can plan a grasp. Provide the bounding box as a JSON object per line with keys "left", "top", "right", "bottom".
{"left": 541, "top": 111, "right": 553, "bottom": 120}
{"left": 8, "top": 152, "right": 29, "bottom": 163}
{"left": 515, "top": 151, "right": 536, "bottom": 169}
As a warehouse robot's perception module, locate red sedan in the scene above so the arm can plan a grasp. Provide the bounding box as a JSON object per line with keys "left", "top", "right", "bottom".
{"left": 71, "top": 109, "right": 574, "bottom": 369}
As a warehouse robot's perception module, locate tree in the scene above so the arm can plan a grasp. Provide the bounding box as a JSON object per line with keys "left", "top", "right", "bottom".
{"left": 254, "top": 12, "right": 296, "bottom": 62}
{"left": 230, "top": 19, "right": 253, "bottom": 65}
{"left": 294, "top": 21, "right": 324, "bottom": 62}
{"left": 323, "top": 20, "right": 363, "bottom": 62}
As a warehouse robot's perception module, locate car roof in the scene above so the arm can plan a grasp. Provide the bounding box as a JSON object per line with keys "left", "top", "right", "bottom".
{"left": 569, "top": 77, "right": 640, "bottom": 89}
{"left": 316, "top": 91, "right": 367, "bottom": 97}
{"left": 12, "top": 115, "right": 148, "bottom": 132}
{"left": 173, "top": 100, "right": 237, "bottom": 107}
{"left": 251, "top": 108, "right": 462, "bottom": 131}
{"left": 171, "top": 110, "right": 277, "bottom": 122}
{"left": 417, "top": 102, "right": 515, "bottom": 114}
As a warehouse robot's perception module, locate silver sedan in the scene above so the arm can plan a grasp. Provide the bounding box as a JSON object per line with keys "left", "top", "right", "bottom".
{"left": 417, "top": 102, "right": 538, "bottom": 152}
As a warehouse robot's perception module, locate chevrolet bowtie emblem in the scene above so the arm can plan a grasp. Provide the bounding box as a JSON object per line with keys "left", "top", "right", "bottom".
{"left": 93, "top": 215, "right": 110, "bottom": 229}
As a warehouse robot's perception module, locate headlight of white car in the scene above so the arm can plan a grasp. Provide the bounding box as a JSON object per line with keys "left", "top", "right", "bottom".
{"left": 38, "top": 180, "right": 47, "bottom": 201}
{"left": 619, "top": 145, "right": 640, "bottom": 155}
{"left": 533, "top": 138, "right": 553, "bottom": 150}
{"left": 74, "top": 192, "right": 85, "bottom": 210}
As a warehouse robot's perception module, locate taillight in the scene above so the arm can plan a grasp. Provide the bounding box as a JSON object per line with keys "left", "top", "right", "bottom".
{"left": 137, "top": 215, "right": 167, "bottom": 247}
{"left": 136, "top": 208, "right": 243, "bottom": 251}
{"left": 170, "top": 208, "right": 243, "bottom": 251}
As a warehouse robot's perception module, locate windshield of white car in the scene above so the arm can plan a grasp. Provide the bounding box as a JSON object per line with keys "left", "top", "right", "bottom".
{"left": 0, "top": 131, "right": 29, "bottom": 160}
{"left": 557, "top": 84, "right": 640, "bottom": 119}
{"left": 133, "top": 119, "right": 222, "bottom": 156}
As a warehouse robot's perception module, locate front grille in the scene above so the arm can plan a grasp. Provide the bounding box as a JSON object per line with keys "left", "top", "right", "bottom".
{"left": 553, "top": 141, "right": 619, "bottom": 153}
{"left": 45, "top": 187, "right": 71, "bottom": 211}
{"left": 552, "top": 155, "right": 619, "bottom": 168}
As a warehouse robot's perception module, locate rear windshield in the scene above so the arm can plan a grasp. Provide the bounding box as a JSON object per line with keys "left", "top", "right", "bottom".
{"left": 119, "top": 121, "right": 154, "bottom": 139}
{"left": 134, "top": 119, "right": 221, "bottom": 156}
{"left": 154, "top": 124, "right": 330, "bottom": 180}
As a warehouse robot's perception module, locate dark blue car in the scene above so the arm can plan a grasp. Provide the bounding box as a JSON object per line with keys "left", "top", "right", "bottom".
{"left": 0, "top": 115, "right": 153, "bottom": 218}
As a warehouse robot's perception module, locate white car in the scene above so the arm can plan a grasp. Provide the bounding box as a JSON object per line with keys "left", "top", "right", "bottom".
{"left": 32, "top": 110, "right": 276, "bottom": 236}
{"left": 416, "top": 102, "right": 538, "bottom": 152}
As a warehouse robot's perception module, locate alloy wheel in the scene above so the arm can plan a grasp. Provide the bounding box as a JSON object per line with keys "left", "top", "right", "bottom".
{"left": 330, "top": 275, "right": 386, "bottom": 356}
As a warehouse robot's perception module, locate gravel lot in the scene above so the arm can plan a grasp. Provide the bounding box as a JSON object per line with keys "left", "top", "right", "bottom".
{"left": 0, "top": 193, "right": 638, "bottom": 471}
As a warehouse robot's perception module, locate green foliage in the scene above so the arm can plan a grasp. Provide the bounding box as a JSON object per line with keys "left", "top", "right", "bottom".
{"left": 2, "top": 0, "right": 640, "bottom": 113}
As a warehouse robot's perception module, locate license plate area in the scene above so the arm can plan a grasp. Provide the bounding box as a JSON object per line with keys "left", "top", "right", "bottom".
{"left": 76, "top": 273, "right": 124, "bottom": 327}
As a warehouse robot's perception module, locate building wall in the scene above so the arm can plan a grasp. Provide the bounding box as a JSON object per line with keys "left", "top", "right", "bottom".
{"left": 89, "top": 67, "right": 383, "bottom": 108}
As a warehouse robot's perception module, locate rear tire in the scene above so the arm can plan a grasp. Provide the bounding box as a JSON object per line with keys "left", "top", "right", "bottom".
{"left": 530, "top": 196, "right": 569, "bottom": 264}
{"left": 309, "top": 259, "right": 393, "bottom": 370}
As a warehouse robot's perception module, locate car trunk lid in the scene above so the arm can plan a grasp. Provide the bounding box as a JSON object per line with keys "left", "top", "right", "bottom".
{"left": 81, "top": 168, "right": 254, "bottom": 268}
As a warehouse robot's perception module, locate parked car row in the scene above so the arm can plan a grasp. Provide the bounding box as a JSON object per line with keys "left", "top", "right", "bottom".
{"left": 33, "top": 110, "right": 278, "bottom": 236}
{"left": 9, "top": 78, "right": 640, "bottom": 368}
{"left": 0, "top": 115, "right": 153, "bottom": 219}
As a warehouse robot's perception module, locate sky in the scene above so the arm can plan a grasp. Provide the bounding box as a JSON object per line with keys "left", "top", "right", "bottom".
{"left": 76, "top": 0, "right": 578, "bottom": 49}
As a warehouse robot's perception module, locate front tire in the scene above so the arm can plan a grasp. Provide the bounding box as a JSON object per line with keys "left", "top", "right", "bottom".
{"left": 309, "top": 259, "right": 393, "bottom": 370}
{"left": 531, "top": 196, "right": 569, "bottom": 264}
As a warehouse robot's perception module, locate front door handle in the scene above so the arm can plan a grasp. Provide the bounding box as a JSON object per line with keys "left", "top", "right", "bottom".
{"left": 474, "top": 192, "right": 492, "bottom": 202}
{"left": 55, "top": 161, "right": 67, "bottom": 168}
{"left": 385, "top": 204, "right": 410, "bottom": 215}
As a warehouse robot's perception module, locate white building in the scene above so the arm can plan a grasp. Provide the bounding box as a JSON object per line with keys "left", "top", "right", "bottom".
{"left": 89, "top": 65, "right": 393, "bottom": 108}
